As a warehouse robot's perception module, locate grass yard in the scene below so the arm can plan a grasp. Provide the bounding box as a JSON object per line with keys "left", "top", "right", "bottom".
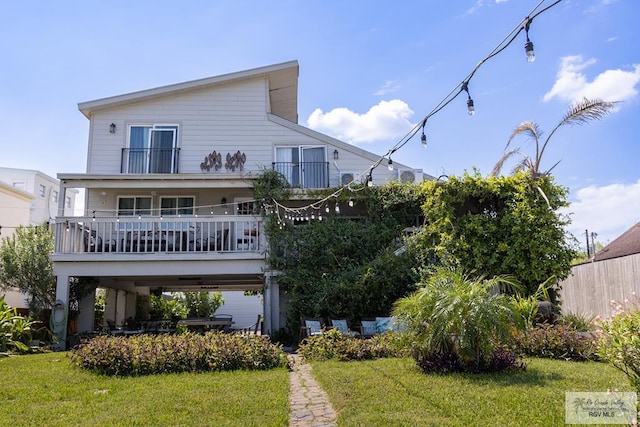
{"left": 0, "top": 352, "right": 289, "bottom": 427}
{"left": 312, "top": 357, "right": 635, "bottom": 427}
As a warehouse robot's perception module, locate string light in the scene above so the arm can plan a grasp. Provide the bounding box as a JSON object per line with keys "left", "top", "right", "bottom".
{"left": 387, "top": 157, "right": 394, "bottom": 171}
{"left": 348, "top": 196, "right": 354, "bottom": 207}
{"left": 462, "top": 82, "right": 475, "bottom": 116}
{"left": 524, "top": 16, "right": 535, "bottom": 63}
{"left": 334, "top": 203, "right": 340, "bottom": 215}
{"left": 92, "top": 210, "right": 96, "bottom": 221}
{"left": 420, "top": 120, "right": 427, "bottom": 148}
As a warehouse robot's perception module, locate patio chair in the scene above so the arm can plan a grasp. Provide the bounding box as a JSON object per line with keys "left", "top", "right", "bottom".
{"left": 105, "top": 319, "right": 124, "bottom": 336}
{"left": 360, "top": 318, "right": 378, "bottom": 338}
{"left": 330, "top": 318, "right": 361, "bottom": 337}
{"left": 299, "top": 317, "right": 325, "bottom": 341}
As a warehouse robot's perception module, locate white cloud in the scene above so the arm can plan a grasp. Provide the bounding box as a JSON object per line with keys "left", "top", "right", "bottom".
{"left": 562, "top": 180, "right": 640, "bottom": 244}
{"left": 374, "top": 80, "right": 400, "bottom": 96}
{"left": 306, "top": 99, "right": 414, "bottom": 144}
{"left": 543, "top": 56, "right": 640, "bottom": 103}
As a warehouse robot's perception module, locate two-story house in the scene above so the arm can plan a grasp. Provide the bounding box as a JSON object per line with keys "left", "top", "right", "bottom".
{"left": 52, "top": 60, "right": 423, "bottom": 344}
{"left": 0, "top": 167, "right": 77, "bottom": 311}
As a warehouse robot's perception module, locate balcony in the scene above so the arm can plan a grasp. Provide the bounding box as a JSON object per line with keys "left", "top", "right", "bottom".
{"left": 121, "top": 148, "right": 181, "bottom": 174}
{"left": 54, "top": 216, "right": 261, "bottom": 255}
{"left": 272, "top": 162, "right": 329, "bottom": 188}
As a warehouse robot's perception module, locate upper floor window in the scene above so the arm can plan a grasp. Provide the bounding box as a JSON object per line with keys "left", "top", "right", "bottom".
{"left": 66, "top": 196, "right": 72, "bottom": 208}
{"left": 274, "top": 146, "right": 328, "bottom": 188}
{"left": 52, "top": 190, "right": 59, "bottom": 203}
{"left": 38, "top": 184, "right": 46, "bottom": 198}
{"left": 124, "top": 124, "right": 179, "bottom": 174}
{"left": 160, "top": 196, "right": 194, "bottom": 216}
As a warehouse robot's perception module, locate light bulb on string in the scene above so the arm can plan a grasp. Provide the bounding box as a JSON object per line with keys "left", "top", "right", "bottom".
{"left": 462, "top": 82, "right": 475, "bottom": 116}
{"left": 524, "top": 16, "right": 535, "bottom": 63}
{"left": 387, "top": 157, "right": 394, "bottom": 171}
{"left": 335, "top": 203, "right": 340, "bottom": 215}
{"left": 348, "top": 197, "right": 354, "bottom": 207}
{"left": 421, "top": 129, "right": 427, "bottom": 148}
{"left": 92, "top": 211, "right": 96, "bottom": 221}
{"left": 325, "top": 205, "right": 330, "bottom": 213}
{"left": 366, "top": 174, "right": 373, "bottom": 187}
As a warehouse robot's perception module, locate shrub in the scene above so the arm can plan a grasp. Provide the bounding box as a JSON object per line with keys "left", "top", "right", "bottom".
{"left": 297, "top": 328, "right": 408, "bottom": 361}
{"left": 514, "top": 323, "right": 599, "bottom": 361}
{"left": 560, "top": 312, "right": 596, "bottom": 332}
{"left": 599, "top": 307, "right": 640, "bottom": 392}
{"left": 70, "top": 332, "right": 289, "bottom": 376}
{"left": 1, "top": 297, "right": 36, "bottom": 355}
{"left": 393, "top": 267, "right": 524, "bottom": 373}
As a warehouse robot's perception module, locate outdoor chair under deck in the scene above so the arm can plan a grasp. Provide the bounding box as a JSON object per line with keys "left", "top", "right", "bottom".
{"left": 330, "top": 318, "right": 362, "bottom": 337}
{"left": 299, "top": 317, "right": 325, "bottom": 341}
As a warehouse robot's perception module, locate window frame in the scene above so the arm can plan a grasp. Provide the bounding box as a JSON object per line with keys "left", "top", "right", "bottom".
{"left": 38, "top": 184, "right": 46, "bottom": 198}
{"left": 125, "top": 123, "right": 179, "bottom": 173}
{"left": 274, "top": 145, "right": 327, "bottom": 188}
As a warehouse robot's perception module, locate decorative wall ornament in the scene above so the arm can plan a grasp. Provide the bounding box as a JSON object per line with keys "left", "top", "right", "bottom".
{"left": 200, "top": 150, "right": 222, "bottom": 172}
{"left": 225, "top": 151, "right": 246, "bottom": 172}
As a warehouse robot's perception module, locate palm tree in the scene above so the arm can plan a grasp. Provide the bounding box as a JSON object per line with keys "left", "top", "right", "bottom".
{"left": 492, "top": 98, "right": 616, "bottom": 178}
{"left": 393, "top": 267, "right": 522, "bottom": 371}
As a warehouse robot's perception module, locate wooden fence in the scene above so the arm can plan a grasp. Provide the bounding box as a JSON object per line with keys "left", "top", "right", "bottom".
{"left": 559, "top": 253, "right": 640, "bottom": 319}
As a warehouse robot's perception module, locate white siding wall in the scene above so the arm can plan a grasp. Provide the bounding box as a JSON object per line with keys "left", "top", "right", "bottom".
{"left": 216, "top": 291, "right": 263, "bottom": 330}
{"left": 85, "top": 79, "right": 412, "bottom": 187}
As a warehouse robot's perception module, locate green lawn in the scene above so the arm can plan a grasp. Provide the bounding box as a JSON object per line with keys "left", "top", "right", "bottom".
{"left": 0, "top": 352, "right": 289, "bottom": 427}
{"left": 311, "top": 357, "right": 635, "bottom": 427}
{"left": 2, "top": 353, "right": 636, "bottom": 426}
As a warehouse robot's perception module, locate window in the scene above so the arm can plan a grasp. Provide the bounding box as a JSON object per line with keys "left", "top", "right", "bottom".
{"left": 52, "top": 190, "right": 58, "bottom": 203}
{"left": 126, "top": 124, "right": 178, "bottom": 173}
{"left": 160, "top": 197, "right": 194, "bottom": 216}
{"left": 236, "top": 201, "right": 255, "bottom": 215}
{"left": 65, "top": 196, "right": 72, "bottom": 208}
{"left": 39, "top": 185, "right": 46, "bottom": 198}
{"left": 117, "top": 197, "right": 152, "bottom": 216}
{"left": 274, "top": 146, "right": 327, "bottom": 188}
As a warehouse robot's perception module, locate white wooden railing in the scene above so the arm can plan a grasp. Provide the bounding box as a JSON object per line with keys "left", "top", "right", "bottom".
{"left": 54, "top": 216, "right": 262, "bottom": 254}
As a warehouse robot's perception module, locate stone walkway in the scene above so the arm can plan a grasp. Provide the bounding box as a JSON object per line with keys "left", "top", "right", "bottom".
{"left": 288, "top": 354, "right": 338, "bottom": 427}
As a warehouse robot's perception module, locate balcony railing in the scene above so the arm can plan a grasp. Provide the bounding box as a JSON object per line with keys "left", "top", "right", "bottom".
{"left": 272, "top": 162, "right": 329, "bottom": 188}
{"left": 121, "top": 148, "right": 181, "bottom": 174}
{"left": 54, "top": 216, "right": 261, "bottom": 255}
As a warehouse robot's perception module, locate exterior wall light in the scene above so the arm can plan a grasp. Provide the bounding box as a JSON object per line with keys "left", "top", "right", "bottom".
{"left": 333, "top": 149, "right": 339, "bottom": 160}
{"left": 109, "top": 123, "right": 116, "bottom": 133}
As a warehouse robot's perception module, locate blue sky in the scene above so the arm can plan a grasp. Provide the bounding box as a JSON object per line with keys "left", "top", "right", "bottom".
{"left": 1, "top": 0, "right": 638, "bottom": 247}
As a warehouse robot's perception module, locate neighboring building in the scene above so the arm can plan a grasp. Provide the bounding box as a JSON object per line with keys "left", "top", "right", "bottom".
{"left": 0, "top": 168, "right": 78, "bottom": 309}
{"left": 52, "top": 61, "right": 425, "bottom": 341}
{"left": 560, "top": 222, "right": 640, "bottom": 318}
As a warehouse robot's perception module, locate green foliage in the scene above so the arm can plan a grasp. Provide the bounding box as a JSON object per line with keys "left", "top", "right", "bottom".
{"left": 252, "top": 169, "right": 291, "bottom": 202}
{"left": 0, "top": 225, "right": 55, "bottom": 315}
{"left": 393, "top": 267, "right": 523, "bottom": 372}
{"left": 267, "top": 209, "right": 417, "bottom": 329}
{"left": 514, "top": 324, "right": 599, "bottom": 361}
{"left": 70, "top": 332, "right": 289, "bottom": 376}
{"left": 415, "top": 172, "right": 576, "bottom": 296}
{"left": 0, "top": 297, "right": 36, "bottom": 355}
{"left": 598, "top": 307, "right": 640, "bottom": 392}
{"left": 175, "top": 291, "right": 224, "bottom": 318}
{"left": 149, "top": 293, "right": 184, "bottom": 320}
{"left": 297, "top": 328, "right": 408, "bottom": 361}
{"left": 560, "top": 312, "right": 596, "bottom": 332}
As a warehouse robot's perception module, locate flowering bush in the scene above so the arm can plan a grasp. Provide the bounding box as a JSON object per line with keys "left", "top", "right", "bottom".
{"left": 70, "top": 332, "right": 289, "bottom": 376}
{"left": 599, "top": 297, "right": 640, "bottom": 392}
{"left": 297, "top": 328, "right": 408, "bottom": 361}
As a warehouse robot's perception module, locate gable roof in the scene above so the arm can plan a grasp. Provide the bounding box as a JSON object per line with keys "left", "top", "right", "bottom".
{"left": 592, "top": 222, "right": 640, "bottom": 262}
{"left": 78, "top": 60, "right": 299, "bottom": 122}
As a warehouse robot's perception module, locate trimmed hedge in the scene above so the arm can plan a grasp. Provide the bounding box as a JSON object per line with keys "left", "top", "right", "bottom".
{"left": 514, "top": 323, "right": 599, "bottom": 361}
{"left": 70, "top": 332, "right": 289, "bottom": 376}
{"left": 297, "top": 328, "right": 409, "bottom": 361}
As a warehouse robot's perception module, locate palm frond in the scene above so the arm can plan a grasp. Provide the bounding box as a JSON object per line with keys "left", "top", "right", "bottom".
{"left": 505, "top": 121, "right": 541, "bottom": 151}
{"left": 557, "top": 98, "right": 617, "bottom": 128}
{"left": 492, "top": 148, "right": 528, "bottom": 176}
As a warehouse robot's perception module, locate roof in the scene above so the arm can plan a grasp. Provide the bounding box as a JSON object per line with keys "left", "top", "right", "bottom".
{"left": 592, "top": 222, "right": 640, "bottom": 262}
{"left": 78, "top": 60, "right": 300, "bottom": 122}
